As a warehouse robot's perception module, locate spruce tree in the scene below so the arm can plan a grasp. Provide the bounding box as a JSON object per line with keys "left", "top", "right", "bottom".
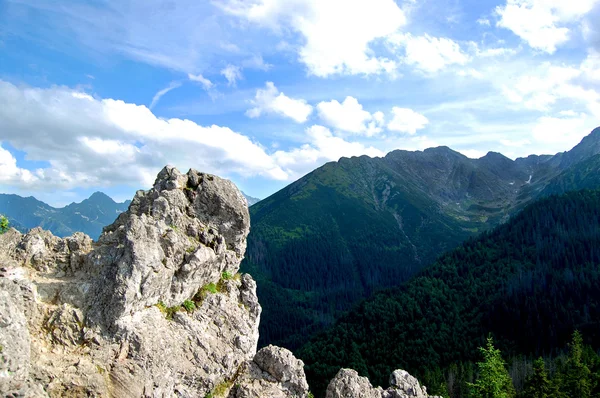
{"left": 521, "top": 358, "right": 552, "bottom": 398}
{"left": 563, "top": 331, "right": 592, "bottom": 398}
{"left": 469, "top": 337, "right": 516, "bottom": 398}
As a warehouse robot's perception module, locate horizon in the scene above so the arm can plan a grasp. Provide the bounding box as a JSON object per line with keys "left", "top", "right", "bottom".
{"left": 1, "top": 0, "right": 599, "bottom": 207}
{"left": 1, "top": 129, "right": 597, "bottom": 208}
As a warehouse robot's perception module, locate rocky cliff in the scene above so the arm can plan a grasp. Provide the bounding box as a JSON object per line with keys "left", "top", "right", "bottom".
{"left": 0, "top": 166, "right": 434, "bottom": 398}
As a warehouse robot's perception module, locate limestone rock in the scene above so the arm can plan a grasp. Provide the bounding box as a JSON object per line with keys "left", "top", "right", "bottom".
{"left": 0, "top": 166, "right": 263, "bottom": 397}
{"left": 326, "top": 368, "right": 383, "bottom": 398}
{"left": 326, "top": 368, "right": 441, "bottom": 398}
{"left": 232, "top": 346, "right": 309, "bottom": 398}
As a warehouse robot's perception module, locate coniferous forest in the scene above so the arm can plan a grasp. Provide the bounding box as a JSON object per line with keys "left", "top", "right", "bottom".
{"left": 298, "top": 190, "right": 600, "bottom": 397}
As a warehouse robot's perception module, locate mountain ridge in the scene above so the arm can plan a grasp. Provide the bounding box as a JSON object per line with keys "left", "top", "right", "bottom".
{"left": 0, "top": 192, "right": 130, "bottom": 239}
{"left": 242, "top": 126, "right": 600, "bottom": 350}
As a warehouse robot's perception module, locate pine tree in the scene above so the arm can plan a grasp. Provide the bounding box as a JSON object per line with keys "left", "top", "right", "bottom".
{"left": 469, "top": 337, "right": 516, "bottom": 398}
{"left": 521, "top": 358, "right": 552, "bottom": 398}
{"left": 563, "top": 331, "right": 592, "bottom": 398}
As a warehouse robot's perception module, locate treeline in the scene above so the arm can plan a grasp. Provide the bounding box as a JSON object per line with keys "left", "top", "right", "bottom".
{"left": 298, "top": 190, "right": 600, "bottom": 397}
{"left": 466, "top": 332, "right": 600, "bottom": 398}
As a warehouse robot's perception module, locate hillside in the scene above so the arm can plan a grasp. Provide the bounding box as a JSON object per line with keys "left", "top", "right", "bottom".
{"left": 0, "top": 192, "right": 130, "bottom": 239}
{"left": 242, "top": 127, "right": 600, "bottom": 350}
{"left": 298, "top": 189, "right": 600, "bottom": 396}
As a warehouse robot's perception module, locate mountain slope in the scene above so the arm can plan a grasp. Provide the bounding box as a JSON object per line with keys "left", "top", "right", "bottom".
{"left": 299, "top": 189, "right": 600, "bottom": 396}
{"left": 242, "top": 127, "right": 600, "bottom": 350}
{"left": 0, "top": 192, "right": 130, "bottom": 239}
{"left": 242, "top": 192, "right": 261, "bottom": 206}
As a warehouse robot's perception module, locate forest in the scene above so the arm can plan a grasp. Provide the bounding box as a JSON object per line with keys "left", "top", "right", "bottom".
{"left": 298, "top": 190, "right": 600, "bottom": 397}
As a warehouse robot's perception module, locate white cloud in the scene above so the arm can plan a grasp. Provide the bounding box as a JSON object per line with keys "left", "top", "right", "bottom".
{"left": 149, "top": 81, "right": 182, "bottom": 109}
{"left": 0, "top": 80, "right": 289, "bottom": 192}
{"left": 531, "top": 114, "right": 595, "bottom": 151}
{"left": 220, "top": 0, "right": 406, "bottom": 77}
{"left": 317, "top": 97, "right": 384, "bottom": 136}
{"left": 188, "top": 73, "right": 214, "bottom": 90}
{"left": 501, "top": 62, "right": 600, "bottom": 114}
{"left": 272, "top": 125, "right": 384, "bottom": 178}
{"left": 246, "top": 82, "right": 313, "bottom": 123}
{"left": 221, "top": 65, "right": 242, "bottom": 86}
{"left": 477, "top": 18, "right": 491, "bottom": 26}
{"left": 388, "top": 33, "right": 470, "bottom": 73}
{"left": 496, "top": 0, "right": 599, "bottom": 53}
{"left": 387, "top": 107, "right": 429, "bottom": 134}
{"left": 459, "top": 149, "right": 487, "bottom": 159}
{"left": 0, "top": 145, "right": 38, "bottom": 185}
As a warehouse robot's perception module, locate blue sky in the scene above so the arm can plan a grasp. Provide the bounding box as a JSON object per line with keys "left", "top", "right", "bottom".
{"left": 0, "top": 0, "right": 599, "bottom": 206}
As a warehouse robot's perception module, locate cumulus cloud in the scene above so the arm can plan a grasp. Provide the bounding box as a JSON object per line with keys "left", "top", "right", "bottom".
{"left": 246, "top": 82, "right": 313, "bottom": 123}
{"left": 388, "top": 33, "right": 470, "bottom": 73}
{"left": 317, "top": 97, "right": 384, "bottom": 136}
{"left": 496, "top": 0, "right": 599, "bottom": 53}
{"left": 0, "top": 80, "right": 394, "bottom": 194}
{"left": 0, "top": 80, "right": 288, "bottom": 191}
{"left": 219, "top": 0, "right": 406, "bottom": 77}
{"left": 501, "top": 62, "right": 600, "bottom": 115}
{"left": 221, "top": 65, "right": 242, "bottom": 86}
{"left": 387, "top": 107, "right": 429, "bottom": 134}
{"left": 272, "top": 125, "right": 384, "bottom": 178}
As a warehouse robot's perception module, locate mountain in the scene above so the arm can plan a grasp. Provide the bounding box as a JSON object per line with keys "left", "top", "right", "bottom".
{"left": 242, "top": 192, "right": 262, "bottom": 206}
{"left": 0, "top": 192, "right": 130, "bottom": 240}
{"left": 299, "top": 189, "right": 600, "bottom": 396}
{"left": 241, "top": 127, "right": 600, "bottom": 350}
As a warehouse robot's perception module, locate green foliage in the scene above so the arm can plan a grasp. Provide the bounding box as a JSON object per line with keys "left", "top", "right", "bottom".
{"left": 182, "top": 300, "right": 196, "bottom": 313}
{"left": 468, "top": 337, "right": 515, "bottom": 398}
{"left": 562, "top": 331, "right": 593, "bottom": 398}
{"left": 521, "top": 358, "right": 553, "bottom": 398}
{"left": 155, "top": 300, "right": 181, "bottom": 320}
{"left": 204, "top": 282, "right": 218, "bottom": 294}
{"left": 0, "top": 215, "right": 8, "bottom": 234}
{"left": 221, "top": 271, "right": 233, "bottom": 280}
{"left": 298, "top": 190, "right": 600, "bottom": 396}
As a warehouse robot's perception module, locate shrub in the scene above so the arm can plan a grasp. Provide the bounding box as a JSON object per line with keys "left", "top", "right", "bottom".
{"left": 182, "top": 300, "right": 196, "bottom": 313}
{"left": 0, "top": 215, "right": 9, "bottom": 234}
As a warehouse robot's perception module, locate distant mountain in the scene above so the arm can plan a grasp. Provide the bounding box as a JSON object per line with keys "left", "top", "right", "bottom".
{"left": 299, "top": 189, "right": 600, "bottom": 396}
{"left": 0, "top": 192, "right": 130, "bottom": 239}
{"left": 242, "top": 192, "right": 261, "bottom": 206}
{"left": 241, "top": 127, "right": 600, "bottom": 350}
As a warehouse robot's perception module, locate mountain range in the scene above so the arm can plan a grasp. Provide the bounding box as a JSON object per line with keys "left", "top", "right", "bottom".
{"left": 0, "top": 192, "right": 131, "bottom": 240}
{"left": 241, "top": 127, "right": 600, "bottom": 350}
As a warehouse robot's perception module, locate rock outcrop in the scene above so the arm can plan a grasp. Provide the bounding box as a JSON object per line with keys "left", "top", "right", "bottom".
{"left": 0, "top": 165, "right": 438, "bottom": 398}
{"left": 326, "top": 368, "right": 442, "bottom": 398}
{"left": 0, "top": 166, "right": 307, "bottom": 398}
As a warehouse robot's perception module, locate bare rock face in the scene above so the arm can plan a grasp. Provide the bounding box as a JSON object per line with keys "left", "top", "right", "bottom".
{"left": 232, "top": 345, "right": 310, "bottom": 398}
{"left": 326, "top": 368, "right": 442, "bottom": 398}
{"left": 0, "top": 166, "right": 269, "bottom": 397}
{"left": 326, "top": 369, "right": 383, "bottom": 398}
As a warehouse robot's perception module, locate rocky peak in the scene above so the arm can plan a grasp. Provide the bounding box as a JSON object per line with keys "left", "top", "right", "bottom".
{"left": 0, "top": 166, "right": 280, "bottom": 397}
{"left": 326, "top": 368, "right": 442, "bottom": 398}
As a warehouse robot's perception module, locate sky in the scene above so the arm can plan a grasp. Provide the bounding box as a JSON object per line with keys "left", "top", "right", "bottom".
{"left": 0, "top": 0, "right": 599, "bottom": 207}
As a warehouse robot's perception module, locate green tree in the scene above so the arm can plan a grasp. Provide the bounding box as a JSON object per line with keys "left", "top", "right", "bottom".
{"left": 0, "top": 215, "right": 8, "bottom": 234}
{"left": 469, "top": 337, "right": 516, "bottom": 398}
{"left": 563, "top": 331, "right": 593, "bottom": 398}
{"left": 521, "top": 358, "right": 553, "bottom": 398}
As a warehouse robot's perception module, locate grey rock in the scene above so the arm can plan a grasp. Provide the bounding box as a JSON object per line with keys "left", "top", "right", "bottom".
{"left": 326, "top": 368, "right": 441, "bottom": 398}
{"left": 0, "top": 166, "right": 267, "bottom": 397}
{"left": 232, "top": 346, "right": 309, "bottom": 398}
{"left": 326, "top": 368, "right": 383, "bottom": 398}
